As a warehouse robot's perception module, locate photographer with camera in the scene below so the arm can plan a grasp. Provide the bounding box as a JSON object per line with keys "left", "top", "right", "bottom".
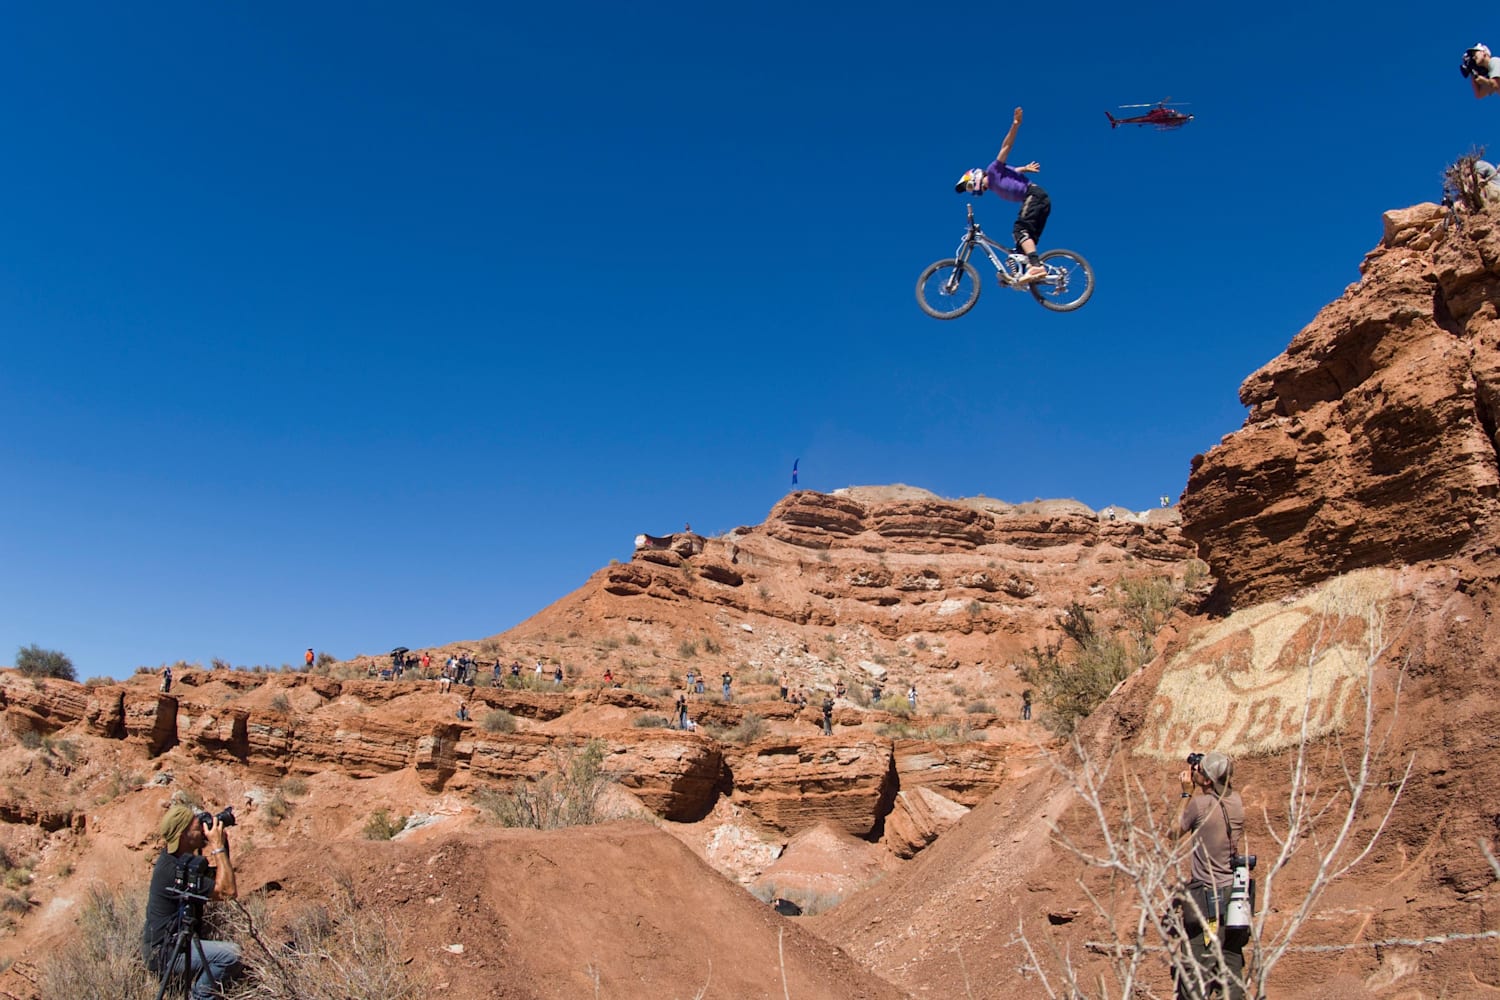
{"left": 1461, "top": 43, "right": 1498, "bottom": 98}
{"left": 1175, "top": 752, "right": 1249, "bottom": 1000}
{"left": 141, "top": 802, "right": 241, "bottom": 999}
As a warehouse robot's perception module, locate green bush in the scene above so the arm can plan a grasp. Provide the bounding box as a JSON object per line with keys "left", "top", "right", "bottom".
{"left": 14, "top": 644, "right": 75, "bottom": 682}
{"left": 965, "top": 700, "right": 995, "bottom": 715}
{"left": 1018, "top": 602, "right": 1134, "bottom": 736}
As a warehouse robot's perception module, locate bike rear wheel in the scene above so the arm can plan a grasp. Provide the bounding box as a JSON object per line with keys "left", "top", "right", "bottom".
{"left": 1029, "top": 249, "right": 1094, "bottom": 312}
{"left": 916, "top": 259, "right": 980, "bottom": 319}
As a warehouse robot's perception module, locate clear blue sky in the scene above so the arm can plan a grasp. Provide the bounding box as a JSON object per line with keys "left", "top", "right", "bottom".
{"left": 3, "top": 3, "right": 1492, "bottom": 679}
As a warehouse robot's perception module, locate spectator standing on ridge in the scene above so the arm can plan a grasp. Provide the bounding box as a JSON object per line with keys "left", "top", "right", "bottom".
{"left": 161, "top": 665, "right": 173, "bottom": 694}
{"left": 304, "top": 648, "right": 314, "bottom": 670}
{"left": 421, "top": 651, "right": 431, "bottom": 675}
{"left": 907, "top": 683, "right": 918, "bottom": 712}
{"left": 510, "top": 661, "right": 521, "bottom": 681}
{"left": 695, "top": 672, "right": 705, "bottom": 695}
{"left": 721, "top": 671, "right": 733, "bottom": 702}
{"left": 685, "top": 669, "right": 696, "bottom": 694}
{"left": 779, "top": 673, "right": 789, "bottom": 701}
{"left": 821, "top": 695, "right": 835, "bottom": 736}
{"left": 457, "top": 702, "right": 470, "bottom": 722}
{"left": 1176, "top": 752, "right": 1248, "bottom": 1000}
{"left": 676, "top": 693, "right": 689, "bottom": 730}
{"left": 553, "top": 663, "right": 564, "bottom": 686}
{"left": 1022, "top": 689, "right": 1033, "bottom": 721}
{"left": 603, "top": 668, "right": 614, "bottom": 687}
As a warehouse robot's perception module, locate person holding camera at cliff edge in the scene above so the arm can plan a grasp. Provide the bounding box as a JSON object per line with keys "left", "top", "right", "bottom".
{"left": 141, "top": 801, "right": 241, "bottom": 999}
{"left": 1176, "top": 752, "right": 1248, "bottom": 1000}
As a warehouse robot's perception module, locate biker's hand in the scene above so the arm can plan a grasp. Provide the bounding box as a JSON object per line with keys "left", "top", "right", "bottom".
{"left": 1013, "top": 107, "right": 1023, "bottom": 122}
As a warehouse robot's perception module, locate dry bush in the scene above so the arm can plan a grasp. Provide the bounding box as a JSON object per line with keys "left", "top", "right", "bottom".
{"left": 474, "top": 740, "right": 614, "bottom": 829}
{"left": 225, "top": 872, "right": 428, "bottom": 1000}
{"left": 1014, "top": 590, "right": 1436, "bottom": 1000}
{"left": 482, "top": 709, "right": 517, "bottom": 733}
{"left": 362, "top": 809, "right": 406, "bottom": 841}
{"left": 35, "top": 885, "right": 158, "bottom": 999}
{"left": 725, "top": 712, "right": 766, "bottom": 744}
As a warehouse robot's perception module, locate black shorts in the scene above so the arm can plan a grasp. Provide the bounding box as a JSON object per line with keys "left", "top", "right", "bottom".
{"left": 1013, "top": 183, "right": 1051, "bottom": 249}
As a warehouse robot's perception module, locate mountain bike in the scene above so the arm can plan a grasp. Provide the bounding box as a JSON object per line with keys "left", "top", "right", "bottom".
{"left": 916, "top": 204, "right": 1094, "bottom": 319}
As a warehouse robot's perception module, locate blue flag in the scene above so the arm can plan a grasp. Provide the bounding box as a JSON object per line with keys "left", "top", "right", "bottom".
{"left": 791, "top": 458, "right": 799, "bottom": 485}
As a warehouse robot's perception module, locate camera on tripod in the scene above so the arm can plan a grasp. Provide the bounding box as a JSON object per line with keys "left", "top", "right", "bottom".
{"left": 1225, "top": 853, "right": 1257, "bottom": 928}
{"left": 194, "top": 805, "right": 236, "bottom": 831}
{"left": 169, "top": 854, "right": 215, "bottom": 902}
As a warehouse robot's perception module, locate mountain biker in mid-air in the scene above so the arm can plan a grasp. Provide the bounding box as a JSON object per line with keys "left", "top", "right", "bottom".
{"left": 955, "top": 106, "right": 1050, "bottom": 284}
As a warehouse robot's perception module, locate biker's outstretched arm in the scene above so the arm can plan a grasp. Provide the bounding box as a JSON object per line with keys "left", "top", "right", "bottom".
{"left": 996, "top": 107, "right": 1023, "bottom": 164}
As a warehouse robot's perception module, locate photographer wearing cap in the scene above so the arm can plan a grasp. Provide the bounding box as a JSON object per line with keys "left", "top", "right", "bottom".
{"left": 1176, "top": 752, "right": 1248, "bottom": 1000}
{"left": 141, "top": 802, "right": 241, "bottom": 999}
{"left": 1462, "top": 44, "right": 1499, "bottom": 99}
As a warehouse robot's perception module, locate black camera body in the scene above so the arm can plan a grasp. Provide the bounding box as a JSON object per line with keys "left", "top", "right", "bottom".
{"left": 1463, "top": 49, "right": 1484, "bottom": 79}
{"left": 171, "top": 853, "right": 215, "bottom": 901}
{"left": 195, "top": 805, "right": 236, "bottom": 831}
{"left": 1233, "top": 853, "right": 1257, "bottom": 871}
{"left": 1185, "top": 752, "right": 1204, "bottom": 768}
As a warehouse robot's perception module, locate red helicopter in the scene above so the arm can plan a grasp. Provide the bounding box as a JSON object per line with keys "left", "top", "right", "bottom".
{"left": 1105, "top": 98, "right": 1193, "bottom": 130}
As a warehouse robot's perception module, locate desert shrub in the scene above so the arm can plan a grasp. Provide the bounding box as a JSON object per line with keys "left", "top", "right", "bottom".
{"left": 225, "top": 871, "right": 428, "bottom": 999}
{"left": 966, "top": 600, "right": 985, "bottom": 617}
{"left": 633, "top": 714, "right": 670, "bottom": 728}
{"left": 268, "top": 693, "right": 291, "bottom": 712}
{"left": 725, "top": 712, "right": 765, "bottom": 744}
{"left": 876, "top": 722, "right": 914, "bottom": 739}
{"left": 474, "top": 740, "right": 613, "bottom": 830}
{"left": 1446, "top": 146, "right": 1492, "bottom": 212}
{"left": 96, "top": 768, "right": 146, "bottom": 805}
{"left": 701, "top": 636, "right": 721, "bottom": 654}
{"left": 1, "top": 892, "right": 28, "bottom": 913}
{"left": 912, "top": 637, "right": 929, "bottom": 651}
{"left": 14, "top": 644, "right": 75, "bottom": 681}
{"left": 362, "top": 809, "right": 406, "bottom": 841}
{"left": 757, "top": 584, "right": 771, "bottom": 600}
{"left": 314, "top": 652, "right": 336, "bottom": 669}
{"left": 84, "top": 676, "right": 115, "bottom": 688}
{"left": 482, "top": 710, "right": 517, "bottom": 734}
{"left": 42, "top": 735, "right": 79, "bottom": 763}
{"left": 1118, "top": 575, "right": 1181, "bottom": 651}
{"left": 600, "top": 637, "right": 620, "bottom": 651}
{"left": 279, "top": 776, "right": 309, "bottom": 798}
{"left": 625, "top": 633, "right": 642, "bottom": 646}
{"left": 1018, "top": 602, "right": 1133, "bottom": 736}
{"left": 263, "top": 790, "right": 291, "bottom": 827}
{"left": 16, "top": 730, "right": 41, "bottom": 750}
{"left": 875, "top": 693, "right": 912, "bottom": 718}
{"left": 966, "top": 699, "right": 995, "bottom": 714}
{"left": 35, "top": 886, "right": 157, "bottom": 999}
{"left": 677, "top": 639, "right": 699, "bottom": 658}
{"left": 211, "top": 657, "right": 232, "bottom": 671}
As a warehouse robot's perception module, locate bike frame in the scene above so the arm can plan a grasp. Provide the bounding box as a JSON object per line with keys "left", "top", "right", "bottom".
{"left": 947, "top": 205, "right": 1034, "bottom": 291}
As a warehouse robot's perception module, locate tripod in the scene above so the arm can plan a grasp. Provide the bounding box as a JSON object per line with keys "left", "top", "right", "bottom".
{"left": 153, "top": 889, "right": 212, "bottom": 1000}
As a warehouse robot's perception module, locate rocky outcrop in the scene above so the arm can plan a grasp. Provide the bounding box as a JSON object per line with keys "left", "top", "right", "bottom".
{"left": 725, "top": 739, "right": 897, "bottom": 837}
{"left": 1182, "top": 204, "right": 1500, "bottom": 607}
{"left": 883, "top": 785, "right": 969, "bottom": 859}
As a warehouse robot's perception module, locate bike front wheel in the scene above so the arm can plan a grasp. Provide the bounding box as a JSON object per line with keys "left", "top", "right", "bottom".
{"left": 1029, "top": 249, "right": 1095, "bottom": 312}
{"left": 916, "top": 259, "right": 980, "bottom": 320}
